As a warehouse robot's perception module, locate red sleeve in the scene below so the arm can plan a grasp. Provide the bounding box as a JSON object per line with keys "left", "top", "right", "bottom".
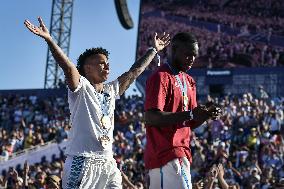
{"left": 145, "top": 72, "right": 168, "bottom": 111}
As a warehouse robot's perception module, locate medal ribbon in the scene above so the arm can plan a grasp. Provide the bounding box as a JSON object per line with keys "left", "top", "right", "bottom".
{"left": 96, "top": 92, "right": 111, "bottom": 117}
{"left": 167, "top": 63, "right": 188, "bottom": 111}
{"left": 95, "top": 90, "right": 112, "bottom": 148}
{"left": 175, "top": 74, "right": 188, "bottom": 111}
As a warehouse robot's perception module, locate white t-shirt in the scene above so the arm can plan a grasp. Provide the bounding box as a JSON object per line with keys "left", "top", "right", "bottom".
{"left": 65, "top": 76, "right": 120, "bottom": 157}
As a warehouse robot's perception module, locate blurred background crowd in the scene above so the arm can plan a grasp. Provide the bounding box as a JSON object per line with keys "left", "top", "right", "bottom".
{"left": 138, "top": 0, "right": 284, "bottom": 69}
{"left": 1, "top": 0, "right": 284, "bottom": 188}
{"left": 0, "top": 89, "right": 283, "bottom": 188}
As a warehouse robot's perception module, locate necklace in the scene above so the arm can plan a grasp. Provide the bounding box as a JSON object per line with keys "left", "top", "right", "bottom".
{"left": 94, "top": 88, "right": 111, "bottom": 130}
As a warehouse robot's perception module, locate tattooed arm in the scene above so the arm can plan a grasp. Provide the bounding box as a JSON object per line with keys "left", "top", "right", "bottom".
{"left": 117, "top": 33, "right": 170, "bottom": 95}
{"left": 24, "top": 17, "right": 80, "bottom": 91}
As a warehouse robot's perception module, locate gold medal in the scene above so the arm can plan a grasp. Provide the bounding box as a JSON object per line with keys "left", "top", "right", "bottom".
{"left": 101, "top": 115, "right": 111, "bottom": 129}
{"left": 183, "top": 95, "right": 188, "bottom": 103}
{"left": 183, "top": 95, "right": 188, "bottom": 105}
{"left": 99, "top": 135, "right": 110, "bottom": 149}
{"left": 183, "top": 95, "right": 188, "bottom": 111}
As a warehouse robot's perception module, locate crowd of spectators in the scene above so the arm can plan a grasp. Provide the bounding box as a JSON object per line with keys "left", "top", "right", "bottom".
{"left": 138, "top": 17, "right": 284, "bottom": 69}
{"left": 0, "top": 159, "right": 63, "bottom": 189}
{"left": 191, "top": 92, "right": 284, "bottom": 188}
{"left": 0, "top": 2, "right": 284, "bottom": 188}
{"left": 0, "top": 93, "right": 146, "bottom": 189}
{"left": 225, "top": 0, "right": 284, "bottom": 18}
{"left": 0, "top": 94, "right": 70, "bottom": 161}
{"left": 0, "top": 87, "right": 283, "bottom": 188}
{"left": 146, "top": 0, "right": 284, "bottom": 36}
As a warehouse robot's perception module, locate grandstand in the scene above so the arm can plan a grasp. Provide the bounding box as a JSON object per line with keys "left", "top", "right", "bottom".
{"left": 136, "top": 0, "right": 284, "bottom": 99}
{"left": 1, "top": 0, "right": 284, "bottom": 188}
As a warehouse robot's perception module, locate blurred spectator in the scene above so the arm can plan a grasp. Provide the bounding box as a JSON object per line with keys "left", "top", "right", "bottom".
{"left": 0, "top": 89, "right": 283, "bottom": 188}
{"left": 138, "top": 2, "right": 284, "bottom": 70}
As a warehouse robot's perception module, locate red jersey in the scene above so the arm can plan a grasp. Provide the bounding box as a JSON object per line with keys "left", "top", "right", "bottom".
{"left": 144, "top": 63, "right": 197, "bottom": 169}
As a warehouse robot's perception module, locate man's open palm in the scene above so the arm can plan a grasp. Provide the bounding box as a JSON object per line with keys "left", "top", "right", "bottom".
{"left": 24, "top": 17, "right": 51, "bottom": 40}
{"left": 153, "top": 32, "right": 170, "bottom": 51}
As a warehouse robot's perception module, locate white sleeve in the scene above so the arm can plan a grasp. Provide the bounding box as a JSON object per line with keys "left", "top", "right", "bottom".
{"left": 68, "top": 76, "right": 86, "bottom": 94}
{"left": 107, "top": 79, "right": 120, "bottom": 99}
{"left": 67, "top": 76, "right": 89, "bottom": 119}
{"left": 67, "top": 76, "right": 88, "bottom": 105}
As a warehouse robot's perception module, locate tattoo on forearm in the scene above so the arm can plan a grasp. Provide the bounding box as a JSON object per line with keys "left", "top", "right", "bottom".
{"left": 130, "top": 49, "right": 156, "bottom": 70}
{"left": 118, "top": 49, "right": 157, "bottom": 94}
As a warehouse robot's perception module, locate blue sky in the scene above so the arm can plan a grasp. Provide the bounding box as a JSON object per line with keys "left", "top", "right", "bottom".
{"left": 0, "top": 1, "right": 141, "bottom": 95}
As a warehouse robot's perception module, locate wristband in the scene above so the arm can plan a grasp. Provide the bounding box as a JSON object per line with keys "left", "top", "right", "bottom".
{"left": 148, "top": 47, "right": 161, "bottom": 66}
{"left": 148, "top": 47, "right": 158, "bottom": 54}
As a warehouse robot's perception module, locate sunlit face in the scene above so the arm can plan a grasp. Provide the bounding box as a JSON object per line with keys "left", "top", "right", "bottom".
{"left": 84, "top": 54, "right": 110, "bottom": 82}
{"left": 172, "top": 42, "right": 199, "bottom": 72}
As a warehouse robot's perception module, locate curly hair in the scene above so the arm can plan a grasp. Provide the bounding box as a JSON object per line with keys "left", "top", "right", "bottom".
{"left": 76, "top": 47, "right": 109, "bottom": 76}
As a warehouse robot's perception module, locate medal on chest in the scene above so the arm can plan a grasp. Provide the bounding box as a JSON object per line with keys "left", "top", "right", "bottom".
{"left": 95, "top": 89, "right": 112, "bottom": 149}
{"left": 183, "top": 95, "right": 188, "bottom": 111}
{"left": 96, "top": 90, "right": 112, "bottom": 129}
{"left": 101, "top": 115, "right": 111, "bottom": 130}
{"left": 175, "top": 74, "right": 189, "bottom": 111}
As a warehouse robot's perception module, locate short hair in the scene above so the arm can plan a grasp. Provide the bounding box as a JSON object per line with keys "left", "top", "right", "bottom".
{"left": 76, "top": 47, "right": 109, "bottom": 76}
{"left": 172, "top": 32, "right": 198, "bottom": 52}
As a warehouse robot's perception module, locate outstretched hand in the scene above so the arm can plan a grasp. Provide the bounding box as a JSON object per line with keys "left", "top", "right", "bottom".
{"left": 192, "top": 105, "right": 211, "bottom": 123}
{"left": 192, "top": 103, "right": 222, "bottom": 123}
{"left": 24, "top": 17, "right": 51, "bottom": 41}
{"left": 153, "top": 32, "right": 170, "bottom": 51}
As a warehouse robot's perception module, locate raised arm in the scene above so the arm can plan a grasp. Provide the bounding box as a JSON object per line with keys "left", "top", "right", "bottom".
{"left": 117, "top": 32, "right": 170, "bottom": 95}
{"left": 24, "top": 17, "right": 80, "bottom": 91}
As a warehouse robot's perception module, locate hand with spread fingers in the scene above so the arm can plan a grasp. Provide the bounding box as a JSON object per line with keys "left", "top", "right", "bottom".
{"left": 24, "top": 16, "right": 80, "bottom": 92}
{"left": 192, "top": 105, "right": 212, "bottom": 123}
{"left": 192, "top": 102, "right": 222, "bottom": 123}
{"left": 24, "top": 17, "right": 51, "bottom": 41}
{"left": 153, "top": 32, "right": 171, "bottom": 52}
